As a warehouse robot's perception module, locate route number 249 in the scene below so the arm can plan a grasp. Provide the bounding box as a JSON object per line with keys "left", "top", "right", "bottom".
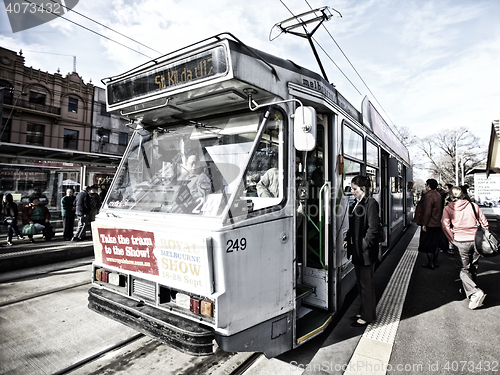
{"left": 226, "top": 238, "right": 247, "bottom": 252}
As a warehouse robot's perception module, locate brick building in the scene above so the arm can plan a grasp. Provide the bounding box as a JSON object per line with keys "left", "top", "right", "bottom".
{"left": 0, "top": 46, "right": 125, "bottom": 215}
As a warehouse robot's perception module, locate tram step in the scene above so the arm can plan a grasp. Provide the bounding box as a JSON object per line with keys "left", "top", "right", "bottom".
{"left": 295, "top": 284, "right": 314, "bottom": 300}
{"left": 296, "top": 308, "right": 332, "bottom": 344}
{"left": 88, "top": 287, "right": 214, "bottom": 356}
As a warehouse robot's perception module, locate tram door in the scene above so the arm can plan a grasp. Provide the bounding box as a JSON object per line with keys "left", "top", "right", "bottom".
{"left": 300, "top": 120, "right": 330, "bottom": 309}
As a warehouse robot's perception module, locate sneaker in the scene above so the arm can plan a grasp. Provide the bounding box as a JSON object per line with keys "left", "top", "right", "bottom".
{"left": 17, "top": 235, "right": 25, "bottom": 240}
{"left": 469, "top": 290, "right": 486, "bottom": 310}
{"left": 6, "top": 241, "right": 13, "bottom": 246}
{"left": 29, "top": 238, "right": 35, "bottom": 243}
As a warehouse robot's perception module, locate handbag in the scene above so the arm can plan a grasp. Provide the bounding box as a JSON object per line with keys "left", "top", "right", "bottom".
{"left": 22, "top": 223, "right": 36, "bottom": 236}
{"left": 470, "top": 203, "right": 499, "bottom": 257}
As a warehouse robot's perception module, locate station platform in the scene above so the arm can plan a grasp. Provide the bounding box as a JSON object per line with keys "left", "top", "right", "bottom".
{"left": 0, "top": 231, "right": 93, "bottom": 272}
{"left": 1, "top": 221, "right": 499, "bottom": 374}
{"left": 274, "top": 222, "right": 500, "bottom": 375}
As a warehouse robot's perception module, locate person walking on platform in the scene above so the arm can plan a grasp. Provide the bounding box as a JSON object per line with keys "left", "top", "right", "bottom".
{"left": 441, "top": 186, "right": 488, "bottom": 310}
{"left": 1, "top": 193, "right": 24, "bottom": 245}
{"left": 344, "top": 175, "right": 381, "bottom": 328}
{"left": 73, "top": 186, "right": 91, "bottom": 241}
{"left": 61, "top": 188, "right": 76, "bottom": 241}
{"left": 413, "top": 178, "right": 443, "bottom": 269}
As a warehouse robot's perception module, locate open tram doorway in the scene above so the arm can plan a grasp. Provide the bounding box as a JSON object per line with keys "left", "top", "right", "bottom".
{"left": 295, "top": 116, "right": 332, "bottom": 346}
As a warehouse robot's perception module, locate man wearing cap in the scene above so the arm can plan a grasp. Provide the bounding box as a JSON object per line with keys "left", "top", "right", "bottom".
{"left": 72, "top": 185, "right": 91, "bottom": 241}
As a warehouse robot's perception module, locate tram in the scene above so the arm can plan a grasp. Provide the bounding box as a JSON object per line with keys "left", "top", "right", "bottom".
{"left": 88, "top": 32, "right": 413, "bottom": 357}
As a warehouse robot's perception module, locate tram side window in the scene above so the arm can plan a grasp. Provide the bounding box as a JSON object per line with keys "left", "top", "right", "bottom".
{"left": 343, "top": 125, "right": 363, "bottom": 160}
{"left": 241, "top": 109, "right": 285, "bottom": 212}
{"left": 366, "top": 140, "right": 379, "bottom": 193}
{"left": 391, "top": 161, "right": 403, "bottom": 193}
{"left": 343, "top": 159, "right": 363, "bottom": 202}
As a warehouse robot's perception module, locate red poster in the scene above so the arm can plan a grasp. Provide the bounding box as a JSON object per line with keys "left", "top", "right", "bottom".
{"left": 98, "top": 228, "right": 159, "bottom": 275}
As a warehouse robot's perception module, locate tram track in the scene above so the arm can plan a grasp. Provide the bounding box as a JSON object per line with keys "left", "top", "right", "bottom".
{"left": 0, "top": 280, "right": 91, "bottom": 307}
{"left": 1, "top": 259, "right": 267, "bottom": 374}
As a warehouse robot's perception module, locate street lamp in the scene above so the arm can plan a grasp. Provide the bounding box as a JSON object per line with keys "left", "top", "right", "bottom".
{"left": 0, "top": 90, "right": 27, "bottom": 142}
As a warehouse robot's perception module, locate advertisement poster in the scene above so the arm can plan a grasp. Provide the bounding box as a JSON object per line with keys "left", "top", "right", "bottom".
{"left": 98, "top": 228, "right": 159, "bottom": 275}
{"left": 474, "top": 174, "right": 500, "bottom": 208}
{"left": 96, "top": 226, "right": 213, "bottom": 295}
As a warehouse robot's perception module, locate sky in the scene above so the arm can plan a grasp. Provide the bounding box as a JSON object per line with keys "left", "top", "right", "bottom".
{"left": 1, "top": 0, "right": 499, "bottom": 168}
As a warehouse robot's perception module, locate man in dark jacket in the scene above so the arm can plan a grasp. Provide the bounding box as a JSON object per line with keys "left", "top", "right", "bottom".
{"left": 73, "top": 186, "right": 91, "bottom": 241}
{"left": 61, "top": 188, "right": 76, "bottom": 241}
{"left": 413, "top": 178, "right": 443, "bottom": 269}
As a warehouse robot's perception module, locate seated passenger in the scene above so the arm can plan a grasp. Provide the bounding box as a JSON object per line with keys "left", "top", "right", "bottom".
{"left": 171, "top": 154, "right": 212, "bottom": 214}
{"left": 178, "top": 154, "right": 212, "bottom": 200}
{"left": 257, "top": 166, "right": 279, "bottom": 198}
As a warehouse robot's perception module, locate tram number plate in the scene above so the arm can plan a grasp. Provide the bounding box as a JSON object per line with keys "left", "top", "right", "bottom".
{"left": 226, "top": 238, "right": 247, "bottom": 253}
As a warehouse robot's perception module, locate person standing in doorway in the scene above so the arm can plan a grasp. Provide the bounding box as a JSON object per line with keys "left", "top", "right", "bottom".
{"left": 413, "top": 178, "right": 443, "bottom": 269}
{"left": 61, "top": 188, "right": 76, "bottom": 241}
{"left": 73, "top": 186, "right": 91, "bottom": 241}
{"left": 343, "top": 175, "right": 381, "bottom": 328}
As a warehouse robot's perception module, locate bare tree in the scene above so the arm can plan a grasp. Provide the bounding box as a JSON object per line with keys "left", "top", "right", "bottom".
{"left": 415, "top": 127, "right": 486, "bottom": 186}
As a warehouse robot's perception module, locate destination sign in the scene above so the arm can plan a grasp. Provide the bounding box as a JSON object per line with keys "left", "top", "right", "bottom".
{"left": 107, "top": 46, "right": 228, "bottom": 106}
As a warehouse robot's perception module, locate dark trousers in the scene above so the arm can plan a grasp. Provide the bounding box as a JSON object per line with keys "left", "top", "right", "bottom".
{"left": 62, "top": 215, "right": 75, "bottom": 240}
{"left": 2, "top": 219, "right": 21, "bottom": 240}
{"left": 355, "top": 263, "right": 377, "bottom": 322}
{"left": 74, "top": 214, "right": 88, "bottom": 239}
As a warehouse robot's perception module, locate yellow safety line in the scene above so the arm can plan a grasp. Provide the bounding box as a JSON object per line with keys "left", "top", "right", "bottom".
{"left": 297, "top": 315, "right": 333, "bottom": 344}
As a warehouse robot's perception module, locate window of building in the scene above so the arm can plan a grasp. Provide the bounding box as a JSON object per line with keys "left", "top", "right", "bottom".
{"left": 64, "top": 129, "right": 78, "bottom": 149}
{"left": 29, "top": 91, "right": 46, "bottom": 105}
{"left": 1, "top": 117, "right": 11, "bottom": 143}
{"left": 118, "top": 132, "right": 128, "bottom": 146}
{"left": 68, "top": 97, "right": 78, "bottom": 113}
{"left": 0, "top": 80, "right": 13, "bottom": 104}
{"left": 98, "top": 128, "right": 110, "bottom": 143}
{"left": 100, "top": 103, "right": 110, "bottom": 116}
{"left": 26, "top": 123, "right": 45, "bottom": 145}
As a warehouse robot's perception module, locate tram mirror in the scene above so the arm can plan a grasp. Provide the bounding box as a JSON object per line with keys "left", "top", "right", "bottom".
{"left": 344, "top": 185, "right": 352, "bottom": 195}
{"left": 294, "top": 106, "right": 317, "bottom": 151}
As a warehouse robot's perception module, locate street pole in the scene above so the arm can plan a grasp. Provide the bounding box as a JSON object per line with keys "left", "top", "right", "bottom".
{"left": 455, "top": 134, "right": 459, "bottom": 186}
{"left": 461, "top": 156, "right": 465, "bottom": 186}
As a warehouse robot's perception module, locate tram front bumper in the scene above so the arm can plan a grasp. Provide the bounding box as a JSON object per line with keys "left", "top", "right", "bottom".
{"left": 88, "top": 287, "right": 214, "bottom": 356}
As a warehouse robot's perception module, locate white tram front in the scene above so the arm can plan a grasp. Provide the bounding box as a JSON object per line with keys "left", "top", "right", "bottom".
{"left": 88, "top": 33, "right": 413, "bottom": 357}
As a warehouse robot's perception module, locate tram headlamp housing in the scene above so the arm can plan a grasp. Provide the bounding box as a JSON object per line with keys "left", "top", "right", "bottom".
{"left": 294, "top": 106, "right": 317, "bottom": 151}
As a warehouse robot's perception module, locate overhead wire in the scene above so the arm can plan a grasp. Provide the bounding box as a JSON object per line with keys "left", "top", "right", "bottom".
{"left": 279, "top": 0, "right": 403, "bottom": 135}
{"left": 47, "top": 0, "right": 163, "bottom": 56}
{"left": 304, "top": 0, "right": 403, "bottom": 136}
{"left": 22, "top": 0, "right": 155, "bottom": 60}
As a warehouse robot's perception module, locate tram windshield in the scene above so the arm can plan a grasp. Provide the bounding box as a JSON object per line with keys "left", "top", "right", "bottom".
{"left": 105, "top": 108, "right": 285, "bottom": 218}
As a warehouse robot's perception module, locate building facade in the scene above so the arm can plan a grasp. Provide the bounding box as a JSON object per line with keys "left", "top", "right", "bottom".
{"left": 0, "top": 46, "right": 124, "bottom": 216}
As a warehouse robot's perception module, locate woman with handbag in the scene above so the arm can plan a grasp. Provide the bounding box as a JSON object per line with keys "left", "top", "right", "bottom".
{"left": 441, "top": 186, "right": 489, "bottom": 310}
{"left": 1, "top": 193, "right": 24, "bottom": 245}
{"left": 343, "top": 175, "right": 381, "bottom": 327}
